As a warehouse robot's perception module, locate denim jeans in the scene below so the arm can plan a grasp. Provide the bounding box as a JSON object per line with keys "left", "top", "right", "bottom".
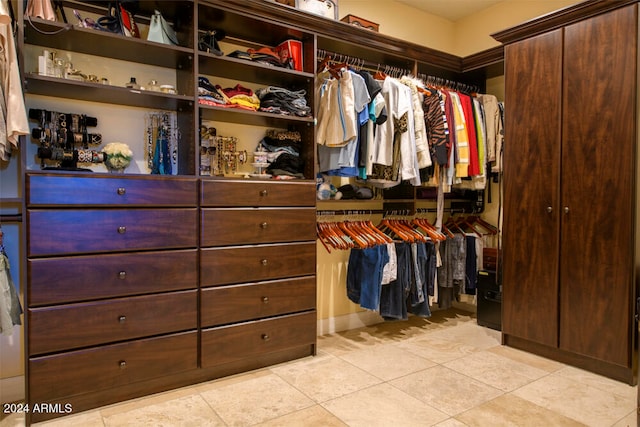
{"left": 380, "top": 243, "right": 411, "bottom": 320}
{"left": 347, "top": 245, "right": 388, "bottom": 311}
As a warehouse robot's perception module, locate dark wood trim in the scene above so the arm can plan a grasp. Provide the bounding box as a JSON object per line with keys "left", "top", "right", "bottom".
{"left": 492, "top": 0, "right": 638, "bottom": 44}
{"left": 461, "top": 45, "right": 504, "bottom": 72}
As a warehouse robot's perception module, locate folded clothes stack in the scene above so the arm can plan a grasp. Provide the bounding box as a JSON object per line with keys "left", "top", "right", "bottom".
{"left": 257, "top": 129, "right": 305, "bottom": 178}
{"left": 255, "top": 86, "right": 311, "bottom": 117}
{"left": 198, "top": 77, "right": 260, "bottom": 111}
{"left": 227, "top": 46, "right": 294, "bottom": 69}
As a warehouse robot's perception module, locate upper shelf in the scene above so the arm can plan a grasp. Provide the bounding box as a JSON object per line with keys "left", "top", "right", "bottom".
{"left": 24, "top": 18, "right": 194, "bottom": 69}
{"left": 198, "top": 52, "right": 314, "bottom": 87}
{"left": 25, "top": 74, "right": 194, "bottom": 111}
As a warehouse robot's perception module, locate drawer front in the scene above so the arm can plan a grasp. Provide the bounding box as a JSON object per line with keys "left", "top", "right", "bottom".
{"left": 201, "top": 179, "right": 315, "bottom": 207}
{"left": 201, "top": 311, "right": 316, "bottom": 367}
{"left": 201, "top": 208, "right": 316, "bottom": 246}
{"left": 201, "top": 276, "right": 316, "bottom": 327}
{"left": 28, "top": 290, "right": 197, "bottom": 355}
{"left": 26, "top": 173, "right": 198, "bottom": 206}
{"left": 28, "top": 208, "right": 198, "bottom": 256}
{"left": 28, "top": 249, "right": 198, "bottom": 306}
{"left": 200, "top": 242, "right": 316, "bottom": 286}
{"left": 29, "top": 331, "right": 197, "bottom": 402}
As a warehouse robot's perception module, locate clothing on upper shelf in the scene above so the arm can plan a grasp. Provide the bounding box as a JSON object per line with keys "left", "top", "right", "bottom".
{"left": 315, "top": 62, "right": 504, "bottom": 192}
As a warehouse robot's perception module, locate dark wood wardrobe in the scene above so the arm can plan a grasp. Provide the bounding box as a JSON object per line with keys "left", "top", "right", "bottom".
{"left": 493, "top": 0, "right": 639, "bottom": 384}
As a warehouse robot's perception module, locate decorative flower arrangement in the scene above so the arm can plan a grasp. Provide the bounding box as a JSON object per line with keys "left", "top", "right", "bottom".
{"left": 102, "top": 142, "right": 133, "bottom": 172}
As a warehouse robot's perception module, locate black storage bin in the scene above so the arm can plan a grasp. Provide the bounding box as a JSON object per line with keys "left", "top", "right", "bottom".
{"left": 477, "top": 269, "right": 501, "bottom": 331}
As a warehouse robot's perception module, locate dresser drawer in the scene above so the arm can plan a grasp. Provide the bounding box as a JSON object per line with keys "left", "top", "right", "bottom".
{"left": 201, "top": 179, "right": 315, "bottom": 207}
{"left": 201, "top": 208, "right": 316, "bottom": 246}
{"left": 200, "top": 242, "right": 316, "bottom": 286}
{"left": 29, "top": 331, "right": 197, "bottom": 402}
{"left": 28, "top": 249, "right": 198, "bottom": 306}
{"left": 28, "top": 290, "right": 197, "bottom": 355}
{"left": 201, "top": 276, "right": 316, "bottom": 327}
{"left": 201, "top": 312, "right": 316, "bottom": 367}
{"left": 27, "top": 208, "right": 198, "bottom": 256}
{"left": 26, "top": 173, "right": 198, "bottom": 207}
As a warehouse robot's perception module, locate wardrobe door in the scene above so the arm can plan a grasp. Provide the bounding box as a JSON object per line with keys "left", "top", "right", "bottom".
{"left": 502, "top": 29, "right": 563, "bottom": 347}
{"left": 559, "top": 5, "right": 637, "bottom": 366}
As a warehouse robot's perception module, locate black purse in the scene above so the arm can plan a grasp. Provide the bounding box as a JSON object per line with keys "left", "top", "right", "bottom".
{"left": 198, "top": 29, "right": 226, "bottom": 56}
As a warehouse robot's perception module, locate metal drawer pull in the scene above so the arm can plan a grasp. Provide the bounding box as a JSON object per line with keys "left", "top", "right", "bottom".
{"left": 260, "top": 189, "right": 268, "bottom": 197}
{"left": 118, "top": 226, "right": 126, "bottom": 234}
{"left": 118, "top": 271, "right": 126, "bottom": 280}
{"left": 261, "top": 333, "right": 270, "bottom": 341}
{"left": 546, "top": 206, "right": 553, "bottom": 213}
{"left": 117, "top": 187, "right": 126, "bottom": 195}
{"left": 261, "top": 259, "right": 268, "bottom": 266}
{"left": 564, "top": 206, "right": 570, "bottom": 214}
{"left": 260, "top": 222, "right": 268, "bottom": 229}
{"left": 118, "top": 315, "right": 126, "bottom": 323}
{"left": 119, "top": 360, "right": 127, "bottom": 368}
{"left": 262, "top": 296, "right": 269, "bottom": 303}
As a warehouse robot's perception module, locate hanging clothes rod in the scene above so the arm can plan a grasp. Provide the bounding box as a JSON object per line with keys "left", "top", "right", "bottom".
{"left": 317, "top": 207, "right": 468, "bottom": 216}
{"left": 0, "top": 214, "right": 22, "bottom": 223}
{"left": 316, "top": 48, "right": 412, "bottom": 77}
{"left": 316, "top": 48, "right": 480, "bottom": 93}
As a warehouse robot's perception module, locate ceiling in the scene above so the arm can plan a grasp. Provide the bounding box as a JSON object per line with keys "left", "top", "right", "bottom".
{"left": 397, "top": 0, "right": 503, "bottom": 21}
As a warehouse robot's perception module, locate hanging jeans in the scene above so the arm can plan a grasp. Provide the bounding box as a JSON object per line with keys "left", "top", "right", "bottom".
{"left": 380, "top": 242, "right": 411, "bottom": 320}
{"left": 347, "top": 245, "right": 388, "bottom": 311}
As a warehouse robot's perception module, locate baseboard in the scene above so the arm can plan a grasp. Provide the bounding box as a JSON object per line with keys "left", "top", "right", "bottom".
{"left": 317, "top": 310, "right": 384, "bottom": 335}
{"left": 0, "top": 376, "right": 25, "bottom": 404}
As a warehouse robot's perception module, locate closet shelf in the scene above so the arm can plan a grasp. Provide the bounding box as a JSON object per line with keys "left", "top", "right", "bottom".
{"left": 198, "top": 54, "right": 314, "bottom": 87}
{"left": 199, "top": 103, "right": 314, "bottom": 127}
{"left": 25, "top": 74, "right": 195, "bottom": 111}
{"left": 24, "top": 18, "right": 194, "bottom": 69}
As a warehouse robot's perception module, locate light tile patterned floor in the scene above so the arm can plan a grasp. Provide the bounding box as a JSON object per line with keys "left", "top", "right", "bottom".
{"left": 2, "top": 309, "right": 637, "bottom": 426}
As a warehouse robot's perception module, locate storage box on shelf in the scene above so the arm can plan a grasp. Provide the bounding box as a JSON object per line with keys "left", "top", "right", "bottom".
{"left": 25, "top": 172, "right": 199, "bottom": 423}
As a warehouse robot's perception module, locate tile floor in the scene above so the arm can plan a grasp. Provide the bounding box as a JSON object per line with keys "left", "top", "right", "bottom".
{"left": 1, "top": 308, "right": 637, "bottom": 426}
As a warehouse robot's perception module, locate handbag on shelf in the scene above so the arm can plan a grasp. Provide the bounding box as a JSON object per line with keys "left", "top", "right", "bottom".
{"left": 147, "top": 10, "right": 178, "bottom": 46}
{"left": 96, "top": 3, "right": 123, "bottom": 34}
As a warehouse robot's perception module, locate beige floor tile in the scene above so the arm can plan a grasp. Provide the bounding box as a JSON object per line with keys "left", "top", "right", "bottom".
{"left": 322, "top": 382, "right": 449, "bottom": 427}
{"left": 611, "top": 410, "right": 637, "bottom": 427}
{"left": 487, "top": 345, "right": 565, "bottom": 373}
{"left": 254, "top": 405, "right": 347, "bottom": 427}
{"left": 425, "top": 322, "right": 501, "bottom": 351}
{"left": 0, "top": 412, "right": 26, "bottom": 427}
{"left": 271, "top": 353, "right": 382, "bottom": 403}
{"left": 455, "top": 394, "right": 585, "bottom": 427}
{"left": 390, "top": 365, "right": 503, "bottom": 416}
{"left": 512, "top": 373, "right": 636, "bottom": 426}
{"left": 102, "top": 394, "right": 223, "bottom": 427}
{"left": 99, "top": 386, "right": 198, "bottom": 417}
{"left": 554, "top": 366, "right": 637, "bottom": 401}
{"left": 198, "top": 372, "right": 314, "bottom": 426}
{"left": 31, "top": 410, "right": 104, "bottom": 427}
{"left": 337, "top": 342, "right": 437, "bottom": 381}
{"left": 444, "top": 350, "right": 550, "bottom": 392}
{"left": 433, "top": 419, "right": 469, "bottom": 427}
{"left": 397, "top": 334, "right": 482, "bottom": 364}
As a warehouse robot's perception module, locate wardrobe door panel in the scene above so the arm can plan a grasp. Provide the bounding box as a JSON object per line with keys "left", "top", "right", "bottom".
{"left": 559, "top": 5, "right": 637, "bottom": 366}
{"left": 502, "top": 29, "right": 563, "bottom": 347}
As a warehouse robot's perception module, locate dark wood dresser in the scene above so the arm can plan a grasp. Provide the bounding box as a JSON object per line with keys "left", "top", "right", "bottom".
{"left": 199, "top": 179, "right": 317, "bottom": 370}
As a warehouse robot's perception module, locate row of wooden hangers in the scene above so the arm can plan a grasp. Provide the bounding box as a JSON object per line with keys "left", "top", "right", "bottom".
{"left": 316, "top": 54, "right": 478, "bottom": 98}
{"left": 317, "top": 213, "right": 498, "bottom": 253}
